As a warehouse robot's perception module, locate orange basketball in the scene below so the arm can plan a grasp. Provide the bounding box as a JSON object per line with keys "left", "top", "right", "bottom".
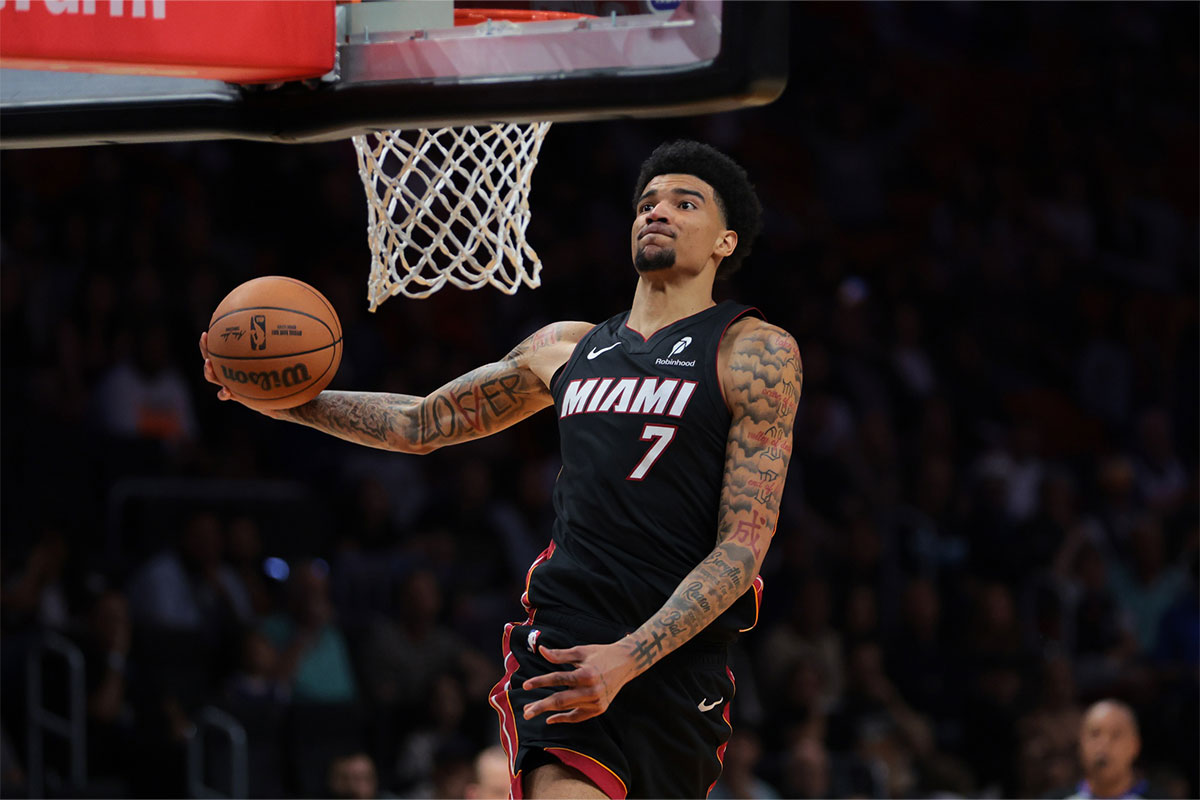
{"left": 207, "top": 276, "right": 342, "bottom": 411}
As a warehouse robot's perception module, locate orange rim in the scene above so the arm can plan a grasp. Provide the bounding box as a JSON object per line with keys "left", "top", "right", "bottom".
{"left": 453, "top": 8, "right": 595, "bottom": 26}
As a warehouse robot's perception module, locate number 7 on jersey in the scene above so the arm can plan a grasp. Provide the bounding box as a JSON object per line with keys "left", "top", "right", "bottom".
{"left": 627, "top": 423, "right": 677, "bottom": 481}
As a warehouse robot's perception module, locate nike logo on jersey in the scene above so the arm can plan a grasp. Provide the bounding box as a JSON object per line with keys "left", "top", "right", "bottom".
{"left": 560, "top": 377, "right": 697, "bottom": 418}
{"left": 698, "top": 697, "right": 723, "bottom": 712}
{"left": 586, "top": 342, "right": 622, "bottom": 359}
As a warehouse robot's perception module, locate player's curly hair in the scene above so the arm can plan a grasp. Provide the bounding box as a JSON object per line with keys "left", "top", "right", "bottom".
{"left": 633, "top": 140, "right": 763, "bottom": 279}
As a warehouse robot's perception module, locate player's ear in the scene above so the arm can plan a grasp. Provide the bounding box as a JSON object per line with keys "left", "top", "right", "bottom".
{"left": 714, "top": 229, "right": 737, "bottom": 259}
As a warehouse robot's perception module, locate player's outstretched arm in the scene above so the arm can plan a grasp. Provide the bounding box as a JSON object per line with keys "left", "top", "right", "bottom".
{"left": 522, "top": 319, "right": 800, "bottom": 723}
{"left": 199, "top": 321, "right": 591, "bottom": 454}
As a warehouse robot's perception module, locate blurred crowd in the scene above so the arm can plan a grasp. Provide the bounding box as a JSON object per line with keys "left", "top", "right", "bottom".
{"left": 1, "top": 3, "right": 1197, "bottom": 799}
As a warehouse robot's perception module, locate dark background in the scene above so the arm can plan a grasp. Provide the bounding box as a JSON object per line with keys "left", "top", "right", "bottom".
{"left": 2, "top": 3, "right": 1197, "bottom": 798}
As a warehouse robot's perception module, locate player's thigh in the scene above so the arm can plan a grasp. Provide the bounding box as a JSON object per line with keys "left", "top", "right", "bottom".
{"left": 525, "top": 761, "right": 608, "bottom": 799}
{"left": 617, "top": 657, "right": 735, "bottom": 797}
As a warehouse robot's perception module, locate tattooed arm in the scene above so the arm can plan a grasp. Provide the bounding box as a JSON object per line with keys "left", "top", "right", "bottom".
{"left": 199, "top": 321, "right": 592, "bottom": 454}
{"left": 522, "top": 318, "right": 800, "bottom": 723}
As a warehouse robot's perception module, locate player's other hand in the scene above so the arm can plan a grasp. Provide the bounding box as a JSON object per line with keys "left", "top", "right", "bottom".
{"left": 521, "top": 642, "right": 638, "bottom": 724}
{"left": 199, "top": 332, "right": 301, "bottom": 419}
{"left": 199, "top": 332, "right": 289, "bottom": 419}
{"left": 199, "top": 332, "right": 236, "bottom": 402}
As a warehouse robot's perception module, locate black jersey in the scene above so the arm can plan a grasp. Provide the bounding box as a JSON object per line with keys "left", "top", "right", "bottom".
{"left": 528, "top": 301, "right": 764, "bottom": 645}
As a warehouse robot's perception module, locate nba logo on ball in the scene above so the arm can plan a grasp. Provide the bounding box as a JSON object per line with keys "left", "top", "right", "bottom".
{"left": 251, "top": 315, "right": 267, "bottom": 351}
{"left": 644, "top": 0, "right": 680, "bottom": 14}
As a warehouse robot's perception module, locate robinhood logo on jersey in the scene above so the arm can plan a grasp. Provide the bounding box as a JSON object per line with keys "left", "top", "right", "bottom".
{"left": 655, "top": 336, "right": 695, "bottom": 367}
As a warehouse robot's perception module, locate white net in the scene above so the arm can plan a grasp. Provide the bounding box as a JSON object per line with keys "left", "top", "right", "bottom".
{"left": 352, "top": 122, "right": 551, "bottom": 310}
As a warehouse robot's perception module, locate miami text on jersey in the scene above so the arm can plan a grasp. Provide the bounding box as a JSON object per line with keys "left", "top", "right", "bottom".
{"left": 559, "top": 377, "right": 698, "bottom": 419}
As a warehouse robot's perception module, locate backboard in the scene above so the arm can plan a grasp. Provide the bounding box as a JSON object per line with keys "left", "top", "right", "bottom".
{"left": 0, "top": 0, "right": 788, "bottom": 149}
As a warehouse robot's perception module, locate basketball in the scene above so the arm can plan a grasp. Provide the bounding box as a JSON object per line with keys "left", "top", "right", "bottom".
{"left": 206, "top": 276, "right": 342, "bottom": 411}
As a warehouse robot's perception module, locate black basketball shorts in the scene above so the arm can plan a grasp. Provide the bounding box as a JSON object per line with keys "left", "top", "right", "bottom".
{"left": 488, "top": 609, "right": 736, "bottom": 799}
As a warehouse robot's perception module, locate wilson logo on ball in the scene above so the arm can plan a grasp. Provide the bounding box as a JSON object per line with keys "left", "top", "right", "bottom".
{"left": 220, "top": 362, "right": 310, "bottom": 389}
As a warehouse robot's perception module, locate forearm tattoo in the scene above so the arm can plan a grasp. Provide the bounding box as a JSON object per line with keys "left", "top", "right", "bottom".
{"left": 623, "top": 325, "right": 802, "bottom": 673}
{"left": 283, "top": 390, "right": 420, "bottom": 449}
{"left": 279, "top": 322, "right": 580, "bottom": 453}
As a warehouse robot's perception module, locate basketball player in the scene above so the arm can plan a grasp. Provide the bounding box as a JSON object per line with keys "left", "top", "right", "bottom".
{"left": 200, "top": 140, "right": 800, "bottom": 798}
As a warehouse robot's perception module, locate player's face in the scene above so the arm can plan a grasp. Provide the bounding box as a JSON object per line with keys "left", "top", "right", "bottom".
{"left": 1079, "top": 704, "right": 1139, "bottom": 783}
{"left": 631, "top": 174, "right": 736, "bottom": 277}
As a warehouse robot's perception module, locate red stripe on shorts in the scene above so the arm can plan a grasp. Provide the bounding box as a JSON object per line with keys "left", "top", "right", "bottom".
{"left": 544, "top": 746, "right": 628, "bottom": 800}
{"left": 488, "top": 622, "right": 523, "bottom": 797}
{"left": 707, "top": 666, "right": 736, "bottom": 797}
{"left": 521, "top": 540, "right": 556, "bottom": 616}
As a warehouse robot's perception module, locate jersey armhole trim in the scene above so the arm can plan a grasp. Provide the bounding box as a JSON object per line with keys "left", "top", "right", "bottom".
{"left": 712, "top": 307, "right": 765, "bottom": 415}
{"left": 549, "top": 324, "right": 599, "bottom": 396}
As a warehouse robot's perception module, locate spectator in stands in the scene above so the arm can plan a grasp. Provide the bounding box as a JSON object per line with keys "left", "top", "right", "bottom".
{"left": 841, "top": 582, "right": 881, "bottom": 642}
{"left": 0, "top": 526, "right": 72, "bottom": 633}
{"left": 778, "top": 735, "right": 834, "bottom": 800}
{"left": 1109, "top": 516, "right": 1188, "bottom": 654}
{"left": 760, "top": 579, "right": 843, "bottom": 710}
{"left": 829, "top": 638, "right": 940, "bottom": 796}
{"left": 1017, "top": 654, "right": 1084, "bottom": 798}
{"left": 884, "top": 576, "right": 960, "bottom": 724}
{"left": 1132, "top": 408, "right": 1188, "bottom": 515}
{"left": 393, "top": 673, "right": 478, "bottom": 794}
{"left": 80, "top": 590, "right": 136, "bottom": 787}
{"left": 427, "top": 739, "right": 478, "bottom": 800}
{"left": 960, "top": 583, "right": 1026, "bottom": 795}
{"left": 1023, "top": 470, "right": 1086, "bottom": 575}
{"left": 126, "top": 511, "right": 253, "bottom": 632}
{"left": 1057, "top": 537, "right": 1139, "bottom": 696}
{"left": 709, "top": 728, "right": 781, "bottom": 800}
{"left": 224, "top": 628, "right": 290, "bottom": 709}
{"left": 1089, "top": 457, "right": 1144, "bottom": 560}
{"left": 221, "top": 629, "right": 289, "bottom": 798}
{"left": 93, "top": 314, "right": 197, "bottom": 446}
{"left": 1154, "top": 546, "right": 1199, "bottom": 676}
{"left": 465, "top": 745, "right": 511, "bottom": 800}
{"left": 964, "top": 453, "right": 1023, "bottom": 583}
{"left": 225, "top": 515, "right": 273, "bottom": 618}
{"left": 327, "top": 751, "right": 391, "bottom": 800}
{"left": 358, "top": 568, "right": 489, "bottom": 714}
{"left": 260, "top": 559, "right": 357, "bottom": 704}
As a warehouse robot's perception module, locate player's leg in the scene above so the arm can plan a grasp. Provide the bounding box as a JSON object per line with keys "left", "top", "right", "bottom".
{"left": 525, "top": 762, "right": 607, "bottom": 799}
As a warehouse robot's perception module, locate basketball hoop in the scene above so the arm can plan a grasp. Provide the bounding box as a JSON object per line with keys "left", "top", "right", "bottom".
{"left": 353, "top": 8, "right": 595, "bottom": 310}
{"left": 353, "top": 121, "right": 550, "bottom": 309}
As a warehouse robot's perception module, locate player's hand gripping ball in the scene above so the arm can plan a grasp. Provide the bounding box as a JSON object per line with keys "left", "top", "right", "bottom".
{"left": 206, "top": 276, "right": 342, "bottom": 411}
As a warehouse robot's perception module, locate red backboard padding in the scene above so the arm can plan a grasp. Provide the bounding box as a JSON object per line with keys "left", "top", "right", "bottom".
{"left": 0, "top": 0, "right": 335, "bottom": 83}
